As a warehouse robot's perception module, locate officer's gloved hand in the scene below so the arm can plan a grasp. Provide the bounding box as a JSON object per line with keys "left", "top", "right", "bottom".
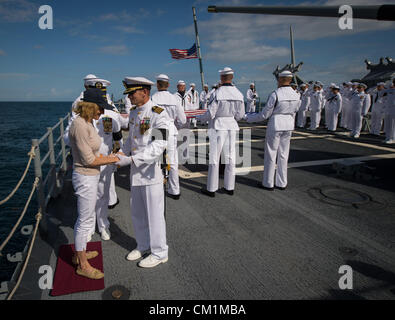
{"left": 115, "top": 154, "right": 132, "bottom": 167}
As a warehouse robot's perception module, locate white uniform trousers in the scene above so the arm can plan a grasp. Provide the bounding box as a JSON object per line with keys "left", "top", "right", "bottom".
{"left": 385, "top": 114, "right": 395, "bottom": 141}
{"left": 167, "top": 135, "right": 180, "bottom": 195}
{"left": 309, "top": 109, "right": 321, "bottom": 129}
{"left": 340, "top": 99, "right": 350, "bottom": 128}
{"left": 327, "top": 109, "right": 340, "bottom": 131}
{"left": 346, "top": 106, "right": 354, "bottom": 130}
{"left": 207, "top": 130, "right": 236, "bottom": 192}
{"left": 296, "top": 109, "right": 307, "bottom": 127}
{"left": 130, "top": 183, "right": 168, "bottom": 260}
{"left": 263, "top": 130, "right": 292, "bottom": 188}
{"left": 370, "top": 106, "right": 385, "bottom": 135}
{"left": 91, "top": 165, "right": 113, "bottom": 235}
{"left": 351, "top": 111, "right": 363, "bottom": 136}
{"left": 72, "top": 171, "right": 100, "bottom": 252}
{"left": 324, "top": 106, "right": 329, "bottom": 128}
{"left": 247, "top": 101, "right": 256, "bottom": 113}
{"left": 108, "top": 173, "right": 118, "bottom": 206}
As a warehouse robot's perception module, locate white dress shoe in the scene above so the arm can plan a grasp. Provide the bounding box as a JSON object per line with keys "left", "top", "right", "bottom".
{"left": 138, "top": 254, "right": 168, "bottom": 268}
{"left": 126, "top": 249, "right": 149, "bottom": 261}
{"left": 100, "top": 228, "right": 111, "bottom": 241}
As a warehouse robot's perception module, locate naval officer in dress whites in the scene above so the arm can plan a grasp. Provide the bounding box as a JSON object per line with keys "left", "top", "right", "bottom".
{"left": 326, "top": 85, "right": 343, "bottom": 132}
{"left": 370, "top": 82, "right": 387, "bottom": 136}
{"left": 245, "top": 70, "right": 300, "bottom": 190}
{"left": 115, "top": 77, "right": 170, "bottom": 268}
{"left": 296, "top": 83, "right": 310, "bottom": 128}
{"left": 198, "top": 67, "right": 245, "bottom": 197}
{"left": 152, "top": 74, "right": 187, "bottom": 199}
{"left": 246, "top": 83, "right": 259, "bottom": 113}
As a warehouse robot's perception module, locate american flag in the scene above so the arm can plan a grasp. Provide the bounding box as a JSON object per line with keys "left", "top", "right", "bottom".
{"left": 169, "top": 44, "right": 198, "bottom": 60}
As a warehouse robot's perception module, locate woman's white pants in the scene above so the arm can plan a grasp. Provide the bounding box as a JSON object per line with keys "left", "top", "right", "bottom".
{"left": 72, "top": 171, "right": 100, "bottom": 252}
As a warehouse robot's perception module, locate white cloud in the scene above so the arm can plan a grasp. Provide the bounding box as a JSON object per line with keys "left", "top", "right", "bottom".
{"left": 99, "top": 45, "right": 130, "bottom": 56}
{"left": 0, "top": 0, "right": 36, "bottom": 22}
{"left": 113, "top": 26, "right": 144, "bottom": 34}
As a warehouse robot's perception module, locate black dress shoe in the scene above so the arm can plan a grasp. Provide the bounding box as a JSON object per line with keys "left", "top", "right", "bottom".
{"left": 108, "top": 198, "right": 120, "bottom": 209}
{"left": 222, "top": 188, "right": 234, "bottom": 195}
{"left": 257, "top": 182, "right": 274, "bottom": 191}
{"left": 201, "top": 188, "right": 215, "bottom": 197}
{"left": 167, "top": 193, "right": 180, "bottom": 200}
{"left": 275, "top": 186, "right": 287, "bottom": 191}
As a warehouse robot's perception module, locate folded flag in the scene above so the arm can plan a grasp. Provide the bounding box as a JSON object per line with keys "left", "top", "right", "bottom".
{"left": 169, "top": 44, "right": 198, "bottom": 60}
{"left": 184, "top": 109, "right": 207, "bottom": 119}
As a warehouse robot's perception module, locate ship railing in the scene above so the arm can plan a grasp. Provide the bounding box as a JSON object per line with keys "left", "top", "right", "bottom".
{"left": 31, "top": 113, "right": 71, "bottom": 216}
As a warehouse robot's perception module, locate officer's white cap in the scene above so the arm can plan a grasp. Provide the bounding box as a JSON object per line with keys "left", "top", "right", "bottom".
{"left": 177, "top": 80, "right": 186, "bottom": 85}
{"left": 377, "top": 82, "right": 386, "bottom": 86}
{"left": 156, "top": 74, "right": 169, "bottom": 82}
{"left": 278, "top": 71, "right": 293, "bottom": 78}
{"left": 346, "top": 81, "right": 353, "bottom": 85}
{"left": 123, "top": 77, "right": 154, "bottom": 94}
{"left": 85, "top": 78, "right": 111, "bottom": 88}
{"left": 190, "top": 83, "right": 196, "bottom": 87}
{"left": 219, "top": 67, "right": 234, "bottom": 75}
{"left": 84, "top": 74, "right": 97, "bottom": 81}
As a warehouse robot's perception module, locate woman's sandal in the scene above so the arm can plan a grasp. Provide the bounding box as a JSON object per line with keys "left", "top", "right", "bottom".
{"left": 72, "top": 251, "right": 99, "bottom": 265}
{"left": 76, "top": 266, "right": 104, "bottom": 280}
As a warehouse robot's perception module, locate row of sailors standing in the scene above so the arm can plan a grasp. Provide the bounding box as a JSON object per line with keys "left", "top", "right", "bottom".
{"left": 293, "top": 79, "right": 395, "bottom": 143}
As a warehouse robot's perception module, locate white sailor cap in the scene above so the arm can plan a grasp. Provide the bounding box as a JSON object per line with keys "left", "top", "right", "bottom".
{"left": 204, "top": 84, "right": 208, "bottom": 87}
{"left": 219, "top": 67, "right": 234, "bottom": 75}
{"left": 329, "top": 83, "right": 336, "bottom": 88}
{"left": 190, "top": 83, "right": 196, "bottom": 87}
{"left": 278, "top": 70, "right": 293, "bottom": 78}
{"left": 300, "top": 83, "right": 307, "bottom": 88}
{"left": 358, "top": 83, "right": 367, "bottom": 89}
{"left": 85, "top": 78, "right": 111, "bottom": 89}
{"left": 156, "top": 74, "right": 169, "bottom": 82}
{"left": 249, "top": 83, "right": 255, "bottom": 86}
{"left": 346, "top": 81, "right": 353, "bottom": 86}
{"left": 377, "top": 82, "right": 386, "bottom": 86}
{"left": 352, "top": 82, "right": 360, "bottom": 86}
{"left": 123, "top": 76, "right": 154, "bottom": 95}
{"left": 332, "top": 85, "right": 340, "bottom": 90}
{"left": 177, "top": 80, "right": 186, "bottom": 86}
{"left": 313, "top": 83, "right": 321, "bottom": 88}
{"left": 84, "top": 74, "right": 97, "bottom": 80}
{"left": 315, "top": 81, "right": 323, "bottom": 86}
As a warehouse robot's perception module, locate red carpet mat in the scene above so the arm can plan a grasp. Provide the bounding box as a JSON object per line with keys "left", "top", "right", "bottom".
{"left": 51, "top": 241, "right": 105, "bottom": 297}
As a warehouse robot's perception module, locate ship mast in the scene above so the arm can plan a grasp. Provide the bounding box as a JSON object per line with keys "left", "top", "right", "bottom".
{"left": 192, "top": 7, "right": 205, "bottom": 91}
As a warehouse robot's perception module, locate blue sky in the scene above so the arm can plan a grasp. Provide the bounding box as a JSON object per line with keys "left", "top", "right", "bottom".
{"left": 0, "top": 0, "right": 394, "bottom": 101}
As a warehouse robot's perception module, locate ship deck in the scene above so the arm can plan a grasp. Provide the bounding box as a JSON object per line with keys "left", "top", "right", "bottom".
{"left": 11, "top": 122, "right": 395, "bottom": 300}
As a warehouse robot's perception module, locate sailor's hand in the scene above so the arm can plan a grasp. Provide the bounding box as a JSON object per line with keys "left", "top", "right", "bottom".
{"left": 115, "top": 154, "right": 132, "bottom": 167}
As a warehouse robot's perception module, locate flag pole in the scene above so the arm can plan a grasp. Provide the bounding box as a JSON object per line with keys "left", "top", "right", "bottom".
{"left": 192, "top": 7, "right": 205, "bottom": 91}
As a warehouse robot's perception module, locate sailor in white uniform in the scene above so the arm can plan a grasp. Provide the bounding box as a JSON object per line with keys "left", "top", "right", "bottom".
{"left": 347, "top": 83, "right": 360, "bottom": 130}
{"left": 152, "top": 74, "right": 187, "bottom": 199}
{"left": 350, "top": 83, "right": 371, "bottom": 138}
{"left": 326, "top": 85, "right": 343, "bottom": 131}
{"left": 246, "top": 70, "right": 300, "bottom": 190}
{"left": 198, "top": 67, "right": 245, "bottom": 197}
{"left": 116, "top": 77, "right": 170, "bottom": 268}
{"left": 384, "top": 79, "right": 395, "bottom": 144}
{"left": 309, "top": 83, "right": 323, "bottom": 130}
{"left": 339, "top": 82, "right": 352, "bottom": 129}
{"left": 296, "top": 83, "right": 310, "bottom": 128}
{"left": 370, "top": 82, "right": 387, "bottom": 136}
{"left": 246, "top": 83, "right": 258, "bottom": 113}
{"left": 186, "top": 83, "right": 199, "bottom": 128}
{"left": 174, "top": 80, "right": 190, "bottom": 162}
{"left": 200, "top": 84, "right": 210, "bottom": 109}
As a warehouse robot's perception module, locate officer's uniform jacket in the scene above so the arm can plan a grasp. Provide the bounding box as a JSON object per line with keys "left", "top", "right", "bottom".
{"left": 199, "top": 84, "right": 245, "bottom": 130}
{"left": 327, "top": 92, "right": 343, "bottom": 114}
{"left": 94, "top": 109, "right": 123, "bottom": 155}
{"left": 351, "top": 91, "right": 370, "bottom": 116}
{"left": 152, "top": 91, "right": 186, "bottom": 135}
{"left": 122, "top": 99, "right": 170, "bottom": 187}
{"left": 247, "top": 86, "right": 300, "bottom": 131}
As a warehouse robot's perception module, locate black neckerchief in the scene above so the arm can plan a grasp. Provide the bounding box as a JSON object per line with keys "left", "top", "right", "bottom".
{"left": 221, "top": 83, "right": 233, "bottom": 87}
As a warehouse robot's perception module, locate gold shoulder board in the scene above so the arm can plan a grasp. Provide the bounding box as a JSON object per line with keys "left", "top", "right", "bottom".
{"left": 152, "top": 106, "right": 164, "bottom": 114}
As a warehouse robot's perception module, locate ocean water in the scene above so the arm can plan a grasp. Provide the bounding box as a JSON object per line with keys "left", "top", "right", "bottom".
{"left": 0, "top": 102, "right": 72, "bottom": 283}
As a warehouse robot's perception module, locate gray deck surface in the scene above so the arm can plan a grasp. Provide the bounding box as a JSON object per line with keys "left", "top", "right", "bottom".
{"left": 12, "top": 122, "right": 395, "bottom": 300}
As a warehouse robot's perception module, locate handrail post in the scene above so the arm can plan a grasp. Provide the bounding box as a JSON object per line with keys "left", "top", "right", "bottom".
{"left": 31, "top": 139, "right": 45, "bottom": 214}
{"left": 47, "top": 127, "right": 57, "bottom": 198}
{"left": 59, "top": 117, "right": 67, "bottom": 172}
